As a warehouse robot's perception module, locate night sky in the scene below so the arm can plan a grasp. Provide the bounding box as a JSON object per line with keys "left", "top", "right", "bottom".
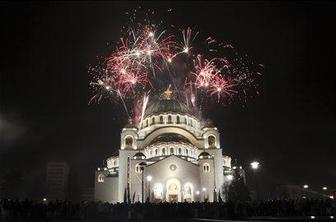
{"left": 0, "top": 2, "right": 335, "bottom": 200}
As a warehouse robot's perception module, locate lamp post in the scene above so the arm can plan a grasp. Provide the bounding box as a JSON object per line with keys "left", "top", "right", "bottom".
{"left": 146, "top": 175, "right": 152, "bottom": 202}
{"left": 302, "top": 184, "right": 309, "bottom": 199}
{"left": 139, "top": 162, "right": 147, "bottom": 203}
{"left": 250, "top": 161, "right": 260, "bottom": 200}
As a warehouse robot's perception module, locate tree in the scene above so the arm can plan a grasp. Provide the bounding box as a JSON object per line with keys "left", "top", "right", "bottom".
{"left": 227, "top": 176, "right": 250, "bottom": 202}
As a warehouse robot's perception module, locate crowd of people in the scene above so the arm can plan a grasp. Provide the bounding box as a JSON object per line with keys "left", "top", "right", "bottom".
{"left": 0, "top": 198, "right": 335, "bottom": 221}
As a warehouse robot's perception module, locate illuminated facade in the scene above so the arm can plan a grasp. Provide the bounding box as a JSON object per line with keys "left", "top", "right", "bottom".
{"left": 94, "top": 90, "right": 233, "bottom": 203}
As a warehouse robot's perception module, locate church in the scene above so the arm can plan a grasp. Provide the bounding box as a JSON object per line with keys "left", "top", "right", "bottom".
{"left": 94, "top": 89, "right": 235, "bottom": 203}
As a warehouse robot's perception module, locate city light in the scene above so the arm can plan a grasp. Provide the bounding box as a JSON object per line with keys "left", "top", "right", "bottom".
{"left": 250, "top": 161, "right": 260, "bottom": 170}
{"left": 310, "top": 216, "right": 315, "bottom": 219}
{"left": 322, "top": 186, "right": 327, "bottom": 190}
{"left": 42, "top": 198, "right": 47, "bottom": 202}
{"left": 146, "top": 175, "right": 152, "bottom": 182}
{"left": 330, "top": 195, "right": 334, "bottom": 199}
{"left": 202, "top": 187, "right": 206, "bottom": 192}
{"left": 303, "top": 184, "right": 309, "bottom": 189}
{"left": 195, "top": 191, "right": 200, "bottom": 195}
{"left": 226, "top": 175, "right": 234, "bottom": 181}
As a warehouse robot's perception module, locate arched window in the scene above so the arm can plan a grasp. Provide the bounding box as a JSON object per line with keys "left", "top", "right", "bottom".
{"left": 146, "top": 119, "right": 149, "bottom": 127}
{"left": 155, "top": 149, "right": 158, "bottom": 156}
{"left": 152, "top": 117, "right": 155, "bottom": 125}
{"left": 208, "top": 135, "right": 216, "bottom": 147}
{"left": 160, "top": 116, "right": 163, "bottom": 124}
{"left": 178, "top": 148, "right": 182, "bottom": 155}
{"left": 190, "top": 120, "right": 193, "bottom": 127}
{"left": 168, "top": 115, "right": 172, "bottom": 123}
{"left": 176, "top": 116, "right": 180, "bottom": 124}
{"left": 113, "top": 160, "right": 116, "bottom": 166}
{"left": 149, "top": 150, "right": 152, "bottom": 157}
{"left": 135, "top": 164, "right": 141, "bottom": 173}
{"left": 185, "top": 117, "right": 187, "bottom": 124}
{"left": 170, "top": 147, "right": 174, "bottom": 155}
{"left": 203, "top": 163, "right": 210, "bottom": 173}
{"left": 125, "top": 136, "right": 133, "bottom": 148}
{"left": 162, "top": 148, "right": 166, "bottom": 155}
{"left": 98, "top": 174, "right": 104, "bottom": 182}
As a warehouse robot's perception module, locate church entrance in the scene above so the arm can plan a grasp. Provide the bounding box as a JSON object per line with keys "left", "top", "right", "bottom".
{"left": 166, "top": 178, "right": 181, "bottom": 202}
{"left": 168, "top": 194, "right": 178, "bottom": 203}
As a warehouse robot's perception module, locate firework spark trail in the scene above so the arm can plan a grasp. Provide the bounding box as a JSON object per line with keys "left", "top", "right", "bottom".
{"left": 140, "top": 93, "right": 149, "bottom": 123}
{"left": 88, "top": 8, "right": 263, "bottom": 121}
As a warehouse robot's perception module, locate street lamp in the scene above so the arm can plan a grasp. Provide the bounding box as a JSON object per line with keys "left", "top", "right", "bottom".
{"left": 146, "top": 175, "right": 152, "bottom": 202}
{"left": 250, "top": 161, "right": 260, "bottom": 200}
{"left": 250, "top": 161, "right": 260, "bottom": 170}
{"left": 226, "top": 175, "right": 234, "bottom": 181}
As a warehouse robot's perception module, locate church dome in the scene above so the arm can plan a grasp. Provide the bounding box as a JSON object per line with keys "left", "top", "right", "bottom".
{"left": 144, "top": 99, "right": 192, "bottom": 118}
{"left": 133, "top": 152, "right": 146, "bottom": 160}
{"left": 198, "top": 151, "right": 212, "bottom": 159}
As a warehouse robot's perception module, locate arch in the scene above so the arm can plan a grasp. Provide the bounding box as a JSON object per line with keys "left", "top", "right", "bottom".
{"left": 125, "top": 136, "right": 134, "bottom": 149}
{"left": 98, "top": 174, "right": 104, "bottom": 183}
{"left": 135, "top": 163, "right": 142, "bottom": 173}
{"left": 168, "top": 115, "right": 172, "bottom": 123}
{"left": 208, "top": 135, "right": 216, "bottom": 147}
{"left": 183, "top": 182, "right": 194, "bottom": 202}
{"left": 203, "top": 163, "right": 210, "bottom": 173}
{"left": 166, "top": 178, "right": 181, "bottom": 202}
{"left": 153, "top": 183, "right": 163, "bottom": 201}
{"left": 140, "top": 127, "right": 203, "bottom": 148}
{"left": 170, "top": 147, "right": 174, "bottom": 155}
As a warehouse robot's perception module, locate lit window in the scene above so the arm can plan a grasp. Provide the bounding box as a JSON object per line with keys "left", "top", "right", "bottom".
{"left": 203, "top": 163, "right": 210, "bottom": 172}
{"left": 135, "top": 164, "right": 141, "bottom": 173}
{"left": 98, "top": 174, "right": 104, "bottom": 182}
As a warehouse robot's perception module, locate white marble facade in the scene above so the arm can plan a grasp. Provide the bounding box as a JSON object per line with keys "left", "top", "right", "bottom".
{"left": 94, "top": 94, "right": 233, "bottom": 203}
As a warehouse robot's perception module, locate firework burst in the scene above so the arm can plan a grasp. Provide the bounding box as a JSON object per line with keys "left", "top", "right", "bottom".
{"left": 88, "top": 7, "right": 263, "bottom": 120}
